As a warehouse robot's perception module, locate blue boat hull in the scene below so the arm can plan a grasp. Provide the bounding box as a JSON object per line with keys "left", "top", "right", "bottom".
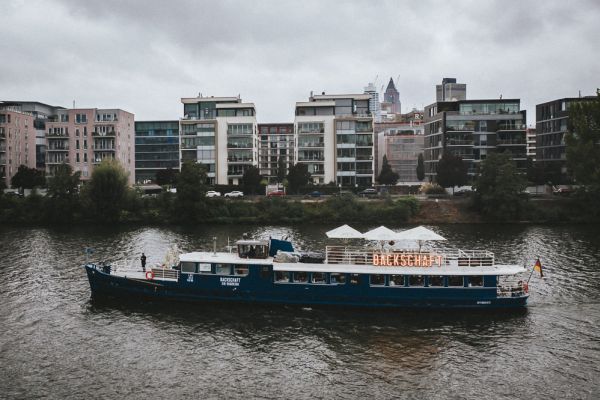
{"left": 85, "top": 264, "right": 528, "bottom": 309}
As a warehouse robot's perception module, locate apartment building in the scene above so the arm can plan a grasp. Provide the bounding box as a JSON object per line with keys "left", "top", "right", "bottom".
{"left": 376, "top": 120, "right": 424, "bottom": 182}
{"left": 258, "top": 123, "right": 294, "bottom": 183}
{"left": 526, "top": 127, "right": 536, "bottom": 161}
{"left": 0, "top": 106, "right": 36, "bottom": 187}
{"left": 135, "top": 120, "right": 180, "bottom": 184}
{"left": 535, "top": 96, "right": 596, "bottom": 177}
{"left": 180, "top": 95, "right": 257, "bottom": 185}
{"left": 45, "top": 108, "right": 135, "bottom": 184}
{"left": 423, "top": 99, "right": 527, "bottom": 180}
{"left": 294, "top": 93, "right": 374, "bottom": 187}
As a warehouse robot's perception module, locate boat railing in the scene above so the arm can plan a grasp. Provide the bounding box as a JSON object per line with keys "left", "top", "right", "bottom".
{"left": 497, "top": 283, "right": 528, "bottom": 297}
{"left": 150, "top": 267, "right": 179, "bottom": 281}
{"left": 100, "top": 260, "right": 179, "bottom": 281}
{"left": 325, "top": 246, "right": 494, "bottom": 267}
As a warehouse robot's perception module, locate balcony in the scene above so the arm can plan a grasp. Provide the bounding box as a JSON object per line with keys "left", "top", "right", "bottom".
{"left": 446, "top": 140, "right": 473, "bottom": 146}
{"left": 93, "top": 130, "right": 116, "bottom": 137}
{"left": 227, "top": 157, "right": 253, "bottom": 163}
{"left": 47, "top": 145, "right": 70, "bottom": 151}
{"left": 47, "top": 132, "right": 68, "bottom": 137}
{"left": 496, "top": 140, "right": 526, "bottom": 145}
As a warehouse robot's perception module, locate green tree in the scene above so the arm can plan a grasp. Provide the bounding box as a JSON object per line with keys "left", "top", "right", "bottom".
{"left": 155, "top": 168, "right": 179, "bottom": 186}
{"left": 175, "top": 161, "right": 207, "bottom": 221}
{"left": 242, "top": 166, "right": 262, "bottom": 195}
{"left": 416, "top": 153, "right": 425, "bottom": 181}
{"left": 436, "top": 153, "right": 467, "bottom": 193}
{"left": 472, "top": 152, "right": 527, "bottom": 220}
{"left": 565, "top": 94, "right": 600, "bottom": 187}
{"left": 11, "top": 165, "right": 45, "bottom": 191}
{"left": 46, "top": 163, "right": 81, "bottom": 222}
{"left": 85, "top": 159, "right": 128, "bottom": 222}
{"left": 276, "top": 158, "right": 287, "bottom": 184}
{"left": 377, "top": 155, "right": 399, "bottom": 185}
{"left": 287, "top": 163, "right": 311, "bottom": 194}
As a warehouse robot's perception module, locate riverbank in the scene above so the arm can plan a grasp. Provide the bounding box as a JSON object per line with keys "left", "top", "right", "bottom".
{"left": 1, "top": 191, "right": 597, "bottom": 226}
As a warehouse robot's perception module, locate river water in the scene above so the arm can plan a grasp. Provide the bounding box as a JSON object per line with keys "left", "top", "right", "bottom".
{"left": 1, "top": 224, "right": 599, "bottom": 399}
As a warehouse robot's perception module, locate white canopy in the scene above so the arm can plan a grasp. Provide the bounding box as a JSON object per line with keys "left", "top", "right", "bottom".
{"left": 395, "top": 226, "right": 446, "bottom": 241}
{"left": 362, "top": 226, "right": 398, "bottom": 241}
{"left": 326, "top": 224, "right": 364, "bottom": 239}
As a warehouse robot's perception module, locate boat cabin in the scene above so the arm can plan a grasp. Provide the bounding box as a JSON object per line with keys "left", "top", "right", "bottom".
{"left": 237, "top": 240, "right": 269, "bottom": 259}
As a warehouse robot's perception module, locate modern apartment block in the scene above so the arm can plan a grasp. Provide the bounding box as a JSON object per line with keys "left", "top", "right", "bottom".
{"left": 436, "top": 78, "right": 467, "bottom": 102}
{"left": 135, "top": 120, "right": 180, "bottom": 184}
{"left": 423, "top": 99, "right": 527, "bottom": 180}
{"left": 364, "top": 82, "right": 381, "bottom": 123}
{"left": 535, "top": 96, "right": 596, "bottom": 176}
{"left": 294, "top": 93, "right": 374, "bottom": 187}
{"left": 0, "top": 106, "right": 36, "bottom": 187}
{"left": 45, "top": 108, "right": 135, "bottom": 184}
{"left": 180, "top": 96, "right": 257, "bottom": 185}
{"left": 258, "top": 123, "right": 294, "bottom": 183}
{"left": 376, "top": 120, "right": 424, "bottom": 182}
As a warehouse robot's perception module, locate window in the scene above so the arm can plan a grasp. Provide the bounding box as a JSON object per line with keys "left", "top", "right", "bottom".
{"left": 468, "top": 276, "right": 483, "bottom": 287}
{"left": 428, "top": 276, "right": 444, "bottom": 287}
{"left": 181, "top": 262, "right": 196, "bottom": 273}
{"left": 448, "top": 276, "right": 464, "bottom": 287}
{"left": 293, "top": 271, "right": 307, "bottom": 283}
{"left": 329, "top": 273, "right": 345, "bottom": 284}
{"left": 370, "top": 274, "right": 385, "bottom": 286}
{"left": 234, "top": 265, "right": 249, "bottom": 276}
{"left": 409, "top": 275, "right": 424, "bottom": 286}
{"left": 198, "top": 263, "right": 212, "bottom": 274}
{"left": 260, "top": 266, "right": 270, "bottom": 279}
{"left": 274, "top": 271, "right": 290, "bottom": 282}
{"left": 389, "top": 275, "right": 405, "bottom": 286}
{"left": 311, "top": 272, "right": 326, "bottom": 284}
{"left": 350, "top": 274, "right": 360, "bottom": 285}
{"left": 216, "top": 264, "right": 231, "bottom": 275}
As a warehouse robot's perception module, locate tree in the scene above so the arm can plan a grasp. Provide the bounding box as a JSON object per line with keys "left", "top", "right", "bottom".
{"left": 377, "top": 155, "right": 399, "bottom": 185}
{"left": 175, "top": 161, "right": 207, "bottom": 221}
{"left": 287, "top": 163, "right": 311, "bottom": 194}
{"left": 155, "top": 168, "right": 179, "bottom": 186}
{"left": 276, "top": 158, "right": 286, "bottom": 184}
{"left": 11, "top": 165, "right": 45, "bottom": 191}
{"left": 472, "top": 152, "right": 527, "bottom": 220}
{"left": 436, "top": 153, "right": 467, "bottom": 193}
{"left": 242, "top": 166, "right": 262, "bottom": 195}
{"left": 46, "top": 163, "right": 81, "bottom": 222}
{"left": 565, "top": 94, "right": 600, "bottom": 187}
{"left": 85, "top": 159, "right": 128, "bottom": 222}
{"left": 416, "top": 153, "right": 425, "bottom": 181}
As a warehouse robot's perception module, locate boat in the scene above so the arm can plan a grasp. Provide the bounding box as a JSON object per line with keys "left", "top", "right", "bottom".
{"left": 83, "top": 226, "right": 530, "bottom": 308}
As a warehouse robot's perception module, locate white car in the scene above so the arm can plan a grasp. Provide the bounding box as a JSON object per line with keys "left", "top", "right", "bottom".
{"left": 224, "top": 191, "right": 244, "bottom": 198}
{"left": 205, "top": 190, "right": 221, "bottom": 198}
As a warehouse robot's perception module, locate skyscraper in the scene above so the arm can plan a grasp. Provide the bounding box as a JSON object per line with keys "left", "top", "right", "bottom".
{"left": 383, "top": 78, "right": 401, "bottom": 114}
{"left": 364, "top": 82, "right": 381, "bottom": 123}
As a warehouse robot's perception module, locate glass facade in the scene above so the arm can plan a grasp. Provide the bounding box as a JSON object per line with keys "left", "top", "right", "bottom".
{"left": 135, "top": 120, "right": 180, "bottom": 183}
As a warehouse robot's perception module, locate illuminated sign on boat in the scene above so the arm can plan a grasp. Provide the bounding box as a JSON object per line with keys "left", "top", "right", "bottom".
{"left": 372, "top": 253, "right": 443, "bottom": 267}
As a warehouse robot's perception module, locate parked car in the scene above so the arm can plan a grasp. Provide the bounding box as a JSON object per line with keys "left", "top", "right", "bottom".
{"left": 224, "top": 190, "right": 244, "bottom": 198}
{"left": 553, "top": 186, "right": 574, "bottom": 196}
{"left": 359, "top": 188, "right": 378, "bottom": 197}
{"left": 308, "top": 191, "right": 322, "bottom": 198}
{"left": 205, "top": 190, "right": 221, "bottom": 198}
{"left": 267, "top": 190, "right": 285, "bottom": 197}
{"left": 453, "top": 189, "right": 472, "bottom": 197}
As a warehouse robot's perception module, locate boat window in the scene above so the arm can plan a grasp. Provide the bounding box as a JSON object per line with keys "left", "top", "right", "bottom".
{"left": 370, "top": 274, "right": 385, "bottom": 286}
{"left": 389, "top": 275, "right": 405, "bottom": 286}
{"left": 330, "top": 273, "right": 346, "bottom": 284}
{"left": 274, "top": 271, "right": 290, "bottom": 282}
{"left": 311, "top": 272, "right": 326, "bottom": 284}
{"left": 216, "top": 264, "right": 232, "bottom": 275}
{"left": 409, "top": 275, "right": 424, "bottom": 286}
{"left": 180, "top": 262, "right": 196, "bottom": 274}
{"left": 260, "top": 266, "right": 270, "bottom": 279}
{"left": 198, "top": 263, "right": 212, "bottom": 274}
{"left": 238, "top": 243, "right": 269, "bottom": 259}
{"left": 234, "top": 265, "right": 249, "bottom": 276}
{"left": 448, "top": 276, "right": 464, "bottom": 287}
{"left": 350, "top": 274, "right": 360, "bottom": 285}
{"left": 468, "top": 276, "right": 483, "bottom": 287}
{"left": 293, "top": 271, "right": 308, "bottom": 283}
{"left": 428, "top": 275, "right": 444, "bottom": 287}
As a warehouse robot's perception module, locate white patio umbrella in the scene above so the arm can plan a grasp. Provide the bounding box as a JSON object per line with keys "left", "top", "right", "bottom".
{"left": 326, "top": 224, "right": 364, "bottom": 239}
{"left": 395, "top": 226, "right": 446, "bottom": 251}
{"left": 362, "top": 226, "right": 398, "bottom": 241}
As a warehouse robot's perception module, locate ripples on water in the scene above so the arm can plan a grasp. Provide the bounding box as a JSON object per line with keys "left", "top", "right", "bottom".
{"left": 1, "top": 224, "right": 599, "bottom": 399}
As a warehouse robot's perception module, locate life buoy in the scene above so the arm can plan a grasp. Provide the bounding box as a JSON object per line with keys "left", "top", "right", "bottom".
{"left": 523, "top": 282, "right": 529, "bottom": 293}
{"left": 146, "top": 271, "right": 154, "bottom": 280}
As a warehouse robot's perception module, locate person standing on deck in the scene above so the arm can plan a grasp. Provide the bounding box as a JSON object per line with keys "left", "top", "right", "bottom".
{"left": 141, "top": 253, "right": 147, "bottom": 272}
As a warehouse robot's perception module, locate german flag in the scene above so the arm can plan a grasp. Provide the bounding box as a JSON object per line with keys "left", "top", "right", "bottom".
{"left": 534, "top": 258, "right": 543, "bottom": 277}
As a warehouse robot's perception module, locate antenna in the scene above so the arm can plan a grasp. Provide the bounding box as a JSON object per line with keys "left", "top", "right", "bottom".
{"left": 73, "top": 100, "right": 75, "bottom": 109}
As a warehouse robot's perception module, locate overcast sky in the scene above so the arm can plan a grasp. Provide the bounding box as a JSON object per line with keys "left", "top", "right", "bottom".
{"left": 1, "top": 0, "right": 599, "bottom": 124}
